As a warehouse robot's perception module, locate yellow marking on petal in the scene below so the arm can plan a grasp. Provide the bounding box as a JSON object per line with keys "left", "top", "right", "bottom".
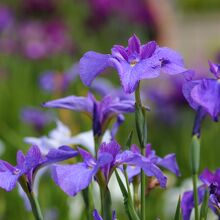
{"left": 130, "top": 60, "right": 137, "bottom": 67}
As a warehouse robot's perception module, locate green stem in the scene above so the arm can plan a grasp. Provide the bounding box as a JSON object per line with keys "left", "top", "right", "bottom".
{"left": 193, "top": 174, "right": 199, "bottom": 220}
{"left": 82, "top": 185, "right": 94, "bottom": 220}
{"left": 135, "top": 83, "right": 146, "bottom": 220}
{"left": 100, "top": 186, "right": 112, "bottom": 220}
{"left": 27, "top": 191, "right": 43, "bottom": 220}
{"left": 141, "top": 148, "right": 146, "bottom": 220}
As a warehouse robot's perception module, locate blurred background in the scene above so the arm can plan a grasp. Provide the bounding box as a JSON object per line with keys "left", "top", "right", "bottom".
{"left": 1, "top": 0, "right": 220, "bottom": 219}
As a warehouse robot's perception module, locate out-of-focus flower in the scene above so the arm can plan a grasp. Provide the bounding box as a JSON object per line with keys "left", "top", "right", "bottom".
{"left": 52, "top": 140, "right": 167, "bottom": 196}
{"left": 183, "top": 61, "right": 220, "bottom": 121}
{"left": 0, "top": 5, "right": 16, "bottom": 54}
{"left": 0, "top": 145, "right": 77, "bottom": 192}
{"left": 181, "top": 168, "right": 220, "bottom": 220}
{"left": 24, "top": 120, "right": 111, "bottom": 155}
{"left": 21, "top": 107, "right": 53, "bottom": 132}
{"left": 18, "top": 20, "right": 73, "bottom": 59}
{"left": 88, "top": 0, "right": 155, "bottom": 29}
{"left": 0, "top": 6, "right": 14, "bottom": 31}
{"left": 93, "top": 209, "right": 116, "bottom": 220}
{"left": 39, "top": 64, "right": 79, "bottom": 92}
{"left": 80, "top": 34, "right": 188, "bottom": 93}
{"left": 43, "top": 93, "right": 135, "bottom": 136}
{"left": 127, "top": 144, "right": 180, "bottom": 182}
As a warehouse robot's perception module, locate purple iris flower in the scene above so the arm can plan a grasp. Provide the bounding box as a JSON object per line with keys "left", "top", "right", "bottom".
{"left": 93, "top": 209, "right": 116, "bottom": 220}
{"left": 79, "top": 34, "right": 187, "bottom": 93}
{"left": 127, "top": 144, "right": 180, "bottom": 182}
{"left": 0, "top": 145, "right": 77, "bottom": 192}
{"left": 183, "top": 61, "right": 220, "bottom": 122}
{"left": 43, "top": 93, "right": 135, "bottom": 136}
{"left": 181, "top": 168, "right": 220, "bottom": 220}
{"left": 21, "top": 107, "right": 53, "bottom": 132}
{"left": 51, "top": 140, "right": 167, "bottom": 196}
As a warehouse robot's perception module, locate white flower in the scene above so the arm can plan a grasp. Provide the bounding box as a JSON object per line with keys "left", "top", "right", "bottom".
{"left": 24, "top": 120, "right": 111, "bottom": 154}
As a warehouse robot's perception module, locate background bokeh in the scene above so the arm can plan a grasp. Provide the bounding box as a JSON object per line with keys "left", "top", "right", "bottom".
{"left": 1, "top": 0, "right": 220, "bottom": 219}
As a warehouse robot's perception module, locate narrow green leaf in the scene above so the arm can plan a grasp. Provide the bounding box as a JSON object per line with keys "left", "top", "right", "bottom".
{"left": 190, "top": 135, "right": 200, "bottom": 175}
{"left": 115, "top": 170, "right": 140, "bottom": 220}
{"left": 125, "top": 130, "right": 133, "bottom": 149}
{"left": 174, "top": 195, "right": 182, "bottom": 220}
{"left": 200, "top": 188, "right": 209, "bottom": 220}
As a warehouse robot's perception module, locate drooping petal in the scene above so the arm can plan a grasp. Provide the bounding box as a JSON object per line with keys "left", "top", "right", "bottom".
{"left": 191, "top": 79, "right": 220, "bottom": 120}
{"left": 52, "top": 163, "right": 97, "bottom": 196}
{"left": 182, "top": 80, "right": 201, "bottom": 111}
{"left": 116, "top": 151, "right": 167, "bottom": 188}
{"left": 156, "top": 47, "right": 187, "bottom": 75}
{"left": 52, "top": 154, "right": 112, "bottom": 196}
{"left": 108, "top": 99, "right": 135, "bottom": 114}
{"left": 181, "top": 185, "right": 206, "bottom": 220}
{"left": 44, "top": 146, "right": 78, "bottom": 164}
{"left": 78, "top": 147, "right": 96, "bottom": 167}
{"left": 134, "top": 56, "right": 161, "bottom": 80}
{"left": 0, "top": 160, "right": 20, "bottom": 191}
{"left": 126, "top": 165, "right": 141, "bottom": 181}
{"left": 140, "top": 160, "right": 167, "bottom": 188}
{"left": 157, "top": 154, "right": 180, "bottom": 176}
{"left": 42, "top": 95, "right": 93, "bottom": 114}
{"left": 79, "top": 51, "right": 112, "bottom": 86}
{"left": 112, "top": 59, "right": 140, "bottom": 93}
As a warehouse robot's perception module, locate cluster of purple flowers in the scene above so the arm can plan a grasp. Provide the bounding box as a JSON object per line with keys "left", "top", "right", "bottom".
{"left": 2, "top": 33, "right": 220, "bottom": 220}
{"left": 0, "top": 3, "right": 73, "bottom": 59}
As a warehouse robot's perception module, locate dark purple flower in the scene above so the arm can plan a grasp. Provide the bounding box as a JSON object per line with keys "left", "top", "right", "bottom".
{"left": 43, "top": 93, "right": 135, "bottom": 136}
{"left": 93, "top": 209, "right": 116, "bottom": 220}
{"left": 80, "top": 34, "right": 187, "bottom": 93}
{"left": 51, "top": 140, "right": 167, "bottom": 196}
{"left": 21, "top": 107, "right": 53, "bottom": 132}
{"left": 0, "top": 145, "right": 77, "bottom": 192}
{"left": 181, "top": 168, "right": 220, "bottom": 220}
{"left": 127, "top": 144, "right": 180, "bottom": 181}
{"left": 183, "top": 61, "right": 220, "bottom": 121}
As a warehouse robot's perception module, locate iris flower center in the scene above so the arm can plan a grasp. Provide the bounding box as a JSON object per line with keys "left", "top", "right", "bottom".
{"left": 130, "top": 60, "right": 137, "bottom": 67}
{"left": 13, "top": 168, "right": 21, "bottom": 175}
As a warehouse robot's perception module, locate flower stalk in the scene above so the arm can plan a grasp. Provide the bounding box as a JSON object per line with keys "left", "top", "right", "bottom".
{"left": 100, "top": 186, "right": 112, "bottom": 220}
{"left": 190, "top": 111, "right": 202, "bottom": 220}
{"left": 27, "top": 191, "right": 44, "bottom": 220}
{"left": 135, "top": 83, "right": 147, "bottom": 220}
